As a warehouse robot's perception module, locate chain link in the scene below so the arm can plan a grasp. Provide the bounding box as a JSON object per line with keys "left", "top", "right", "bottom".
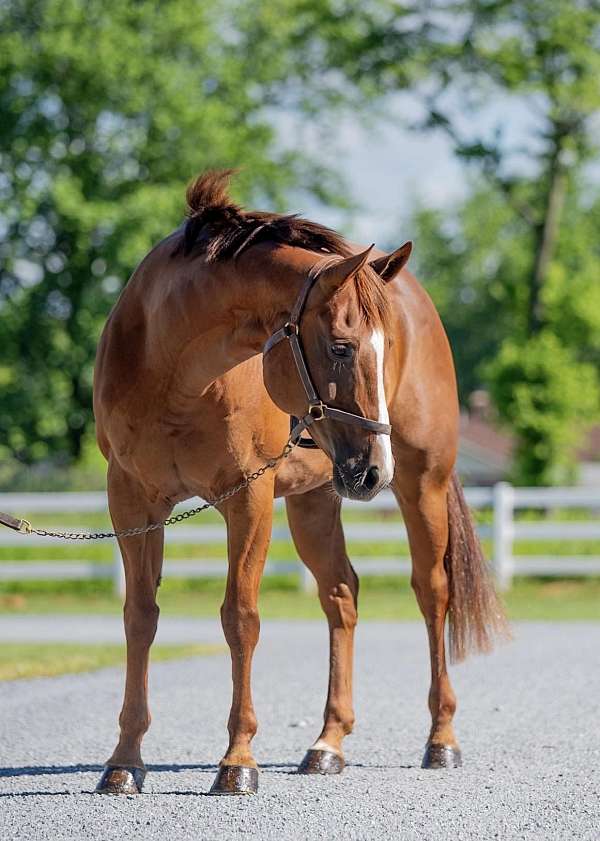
{"left": 27, "top": 438, "right": 298, "bottom": 541}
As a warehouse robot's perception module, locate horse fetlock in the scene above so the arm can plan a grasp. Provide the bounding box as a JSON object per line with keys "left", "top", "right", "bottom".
{"left": 228, "top": 716, "right": 258, "bottom": 744}
{"left": 221, "top": 751, "right": 258, "bottom": 769}
{"left": 323, "top": 705, "right": 355, "bottom": 739}
{"left": 222, "top": 734, "right": 258, "bottom": 769}
{"left": 323, "top": 712, "right": 354, "bottom": 738}
{"left": 117, "top": 709, "right": 151, "bottom": 746}
{"left": 428, "top": 721, "right": 458, "bottom": 749}
{"left": 428, "top": 685, "right": 457, "bottom": 721}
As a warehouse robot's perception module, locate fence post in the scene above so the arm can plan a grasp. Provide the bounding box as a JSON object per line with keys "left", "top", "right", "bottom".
{"left": 113, "top": 541, "right": 126, "bottom": 598}
{"left": 492, "top": 481, "right": 515, "bottom": 591}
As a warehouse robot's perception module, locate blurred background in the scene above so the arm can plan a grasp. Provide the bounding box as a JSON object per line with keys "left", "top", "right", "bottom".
{"left": 1, "top": 0, "right": 599, "bottom": 677}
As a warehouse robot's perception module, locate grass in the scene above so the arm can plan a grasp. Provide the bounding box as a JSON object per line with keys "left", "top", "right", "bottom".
{"left": 0, "top": 574, "right": 597, "bottom": 682}
{"left": 0, "top": 642, "right": 224, "bottom": 681}
{"left": 4, "top": 506, "right": 600, "bottom": 568}
{"left": 1, "top": 575, "right": 599, "bottom": 620}
{"left": 2, "top": 504, "right": 600, "bottom": 622}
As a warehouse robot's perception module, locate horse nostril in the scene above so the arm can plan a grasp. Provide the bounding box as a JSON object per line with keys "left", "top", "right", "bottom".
{"left": 363, "top": 465, "right": 380, "bottom": 491}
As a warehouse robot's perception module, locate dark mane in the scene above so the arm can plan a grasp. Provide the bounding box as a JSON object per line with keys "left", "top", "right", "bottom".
{"left": 174, "top": 169, "right": 389, "bottom": 327}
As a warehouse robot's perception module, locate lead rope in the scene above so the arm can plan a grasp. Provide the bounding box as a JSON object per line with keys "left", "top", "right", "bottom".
{"left": 0, "top": 437, "right": 298, "bottom": 540}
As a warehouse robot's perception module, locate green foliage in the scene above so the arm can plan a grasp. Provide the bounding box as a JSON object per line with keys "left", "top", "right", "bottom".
{"left": 0, "top": 0, "right": 344, "bottom": 467}
{"left": 486, "top": 332, "right": 599, "bottom": 485}
{"left": 3, "top": 0, "right": 600, "bottom": 486}
{"left": 2, "top": 577, "right": 600, "bottom": 622}
{"left": 413, "top": 183, "right": 600, "bottom": 483}
{"left": 398, "top": 1, "right": 600, "bottom": 483}
{"left": 275, "top": 0, "right": 600, "bottom": 483}
{"left": 411, "top": 187, "right": 532, "bottom": 402}
{"left": 0, "top": 642, "right": 221, "bottom": 681}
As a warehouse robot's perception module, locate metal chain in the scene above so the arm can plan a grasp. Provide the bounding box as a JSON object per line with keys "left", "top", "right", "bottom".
{"left": 23, "top": 437, "right": 298, "bottom": 541}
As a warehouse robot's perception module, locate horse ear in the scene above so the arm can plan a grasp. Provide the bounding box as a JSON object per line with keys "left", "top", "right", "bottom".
{"left": 318, "top": 245, "right": 375, "bottom": 298}
{"left": 369, "top": 241, "right": 412, "bottom": 283}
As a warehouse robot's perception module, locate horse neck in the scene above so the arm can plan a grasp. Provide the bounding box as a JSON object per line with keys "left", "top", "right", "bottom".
{"left": 163, "top": 245, "right": 313, "bottom": 395}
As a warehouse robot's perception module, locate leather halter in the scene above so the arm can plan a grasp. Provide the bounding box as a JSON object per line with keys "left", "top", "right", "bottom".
{"left": 263, "top": 256, "right": 392, "bottom": 449}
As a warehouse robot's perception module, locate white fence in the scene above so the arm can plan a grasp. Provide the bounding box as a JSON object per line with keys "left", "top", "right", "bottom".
{"left": 0, "top": 484, "right": 599, "bottom": 594}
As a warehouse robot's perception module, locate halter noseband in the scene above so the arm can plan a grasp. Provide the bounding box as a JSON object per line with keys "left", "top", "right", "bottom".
{"left": 263, "top": 256, "right": 392, "bottom": 449}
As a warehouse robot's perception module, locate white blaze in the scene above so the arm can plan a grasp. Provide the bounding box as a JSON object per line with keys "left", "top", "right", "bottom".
{"left": 369, "top": 330, "right": 394, "bottom": 482}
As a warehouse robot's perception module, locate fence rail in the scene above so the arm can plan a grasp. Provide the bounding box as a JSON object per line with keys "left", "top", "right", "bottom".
{"left": 0, "top": 483, "right": 599, "bottom": 594}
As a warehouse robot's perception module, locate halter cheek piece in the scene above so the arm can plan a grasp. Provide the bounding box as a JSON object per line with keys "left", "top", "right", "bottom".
{"left": 263, "top": 256, "right": 392, "bottom": 449}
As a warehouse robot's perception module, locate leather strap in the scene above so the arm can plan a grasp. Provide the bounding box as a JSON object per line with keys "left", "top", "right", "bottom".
{"left": 0, "top": 511, "right": 25, "bottom": 532}
{"left": 290, "top": 415, "right": 320, "bottom": 449}
{"left": 324, "top": 406, "right": 391, "bottom": 434}
{"left": 288, "top": 333, "right": 319, "bottom": 404}
{"left": 264, "top": 255, "right": 392, "bottom": 447}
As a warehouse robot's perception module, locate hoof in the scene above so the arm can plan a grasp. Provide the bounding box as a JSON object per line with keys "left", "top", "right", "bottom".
{"left": 95, "top": 765, "right": 146, "bottom": 794}
{"left": 421, "top": 744, "right": 462, "bottom": 769}
{"left": 298, "top": 749, "right": 345, "bottom": 775}
{"left": 209, "top": 765, "right": 259, "bottom": 795}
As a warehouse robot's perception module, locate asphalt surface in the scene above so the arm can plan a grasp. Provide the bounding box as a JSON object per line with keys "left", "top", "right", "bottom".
{"left": 0, "top": 614, "right": 226, "bottom": 645}
{"left": 0, "top": 620, "right": 599, "bottom": 840}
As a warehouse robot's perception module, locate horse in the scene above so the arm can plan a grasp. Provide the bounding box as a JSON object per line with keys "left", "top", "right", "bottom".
{"left": 93, "top": 169, "right": 509, "bottom": 796}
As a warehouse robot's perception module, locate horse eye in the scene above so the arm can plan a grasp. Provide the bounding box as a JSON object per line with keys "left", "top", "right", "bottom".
{"left": 330, "top": 343, "right": 353, "bottom": 358}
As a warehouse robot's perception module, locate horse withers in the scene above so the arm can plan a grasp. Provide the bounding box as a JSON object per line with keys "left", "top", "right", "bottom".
{"left": 93, "top": 170, "right": 509, "bottom": 795}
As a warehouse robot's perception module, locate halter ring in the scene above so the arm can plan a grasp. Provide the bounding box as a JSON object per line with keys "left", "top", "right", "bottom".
{"left": 308, "top": 402, "right": 325, "bottom": 421}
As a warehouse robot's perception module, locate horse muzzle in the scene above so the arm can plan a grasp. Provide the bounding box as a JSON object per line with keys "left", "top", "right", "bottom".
{"left": 333, "top": 459, "right": 391, "bottom": 502}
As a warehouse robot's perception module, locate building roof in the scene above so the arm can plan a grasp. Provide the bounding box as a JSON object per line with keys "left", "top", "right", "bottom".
{"left": 457, "top": 412, "right": 600, "bottom": 485}
{"left": 457, "top": 412, "right": 512, "bottom": 485}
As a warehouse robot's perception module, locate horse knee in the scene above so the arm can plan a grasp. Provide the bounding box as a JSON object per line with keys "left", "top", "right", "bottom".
{"left": 220, "top": 602, "right": 260, "bottom": 649}
{"left": 123, "top": 601, "right": 159, "bottom": 646}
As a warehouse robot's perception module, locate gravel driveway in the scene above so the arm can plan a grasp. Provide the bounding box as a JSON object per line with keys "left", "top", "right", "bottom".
{"left": 1, "top": 620, "right": 598, "bottom": 840}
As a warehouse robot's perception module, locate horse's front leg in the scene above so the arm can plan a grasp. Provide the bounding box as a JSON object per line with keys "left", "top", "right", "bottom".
{"left": 210, "top": 479, "right": 274, "bottom": 796}
{"left": 285, "top": 484, "right": 358, "bottom": 775}
{"left": 96, "top": 458, "right": 171, "bottom": 794}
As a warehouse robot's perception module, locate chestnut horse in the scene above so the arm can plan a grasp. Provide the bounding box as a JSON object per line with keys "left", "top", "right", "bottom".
{"left": 93, "top": 170, "right": 508, "bottom": 796}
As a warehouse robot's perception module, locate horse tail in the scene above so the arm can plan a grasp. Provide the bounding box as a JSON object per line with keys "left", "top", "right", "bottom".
{"left": 444, "top": 472, "right": 511, "bottom": 663}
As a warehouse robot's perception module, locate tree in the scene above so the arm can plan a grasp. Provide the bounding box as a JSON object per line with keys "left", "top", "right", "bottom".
{"left": 486, "top": 332, "right": 598, "bottom": 485}
{"left": 0, "top": 0, "right": 343, "bottom": 467}
{"left": 411, "top": 183, "right": 600, "bottom": 483}
{"left": 276, "top": 0, "right": 600, "bottom": 483}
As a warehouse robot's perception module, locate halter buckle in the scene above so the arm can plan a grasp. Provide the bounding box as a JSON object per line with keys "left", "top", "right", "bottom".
{"left": 308, "top": 402, "right": 326, "bottom": 421}
{"left": 283, "top": 322, "right": 299, "bottom": 337}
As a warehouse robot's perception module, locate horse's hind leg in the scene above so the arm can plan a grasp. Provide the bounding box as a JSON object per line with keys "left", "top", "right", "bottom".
{"left": 285, "top": 484, "right": 357, "bottom": 774}
{"left": 96, "top": 458, "right": 171, "bottom": 795}
{"left": 393, "top": 470, "right": 461, "bottom": 769}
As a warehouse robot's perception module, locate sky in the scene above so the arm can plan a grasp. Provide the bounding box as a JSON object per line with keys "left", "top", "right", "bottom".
{"left": 279, "top": 90, "right": 553, "bottom": 248}
{"left": 304, "top": 117, "right": 467, "bottom": 246}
